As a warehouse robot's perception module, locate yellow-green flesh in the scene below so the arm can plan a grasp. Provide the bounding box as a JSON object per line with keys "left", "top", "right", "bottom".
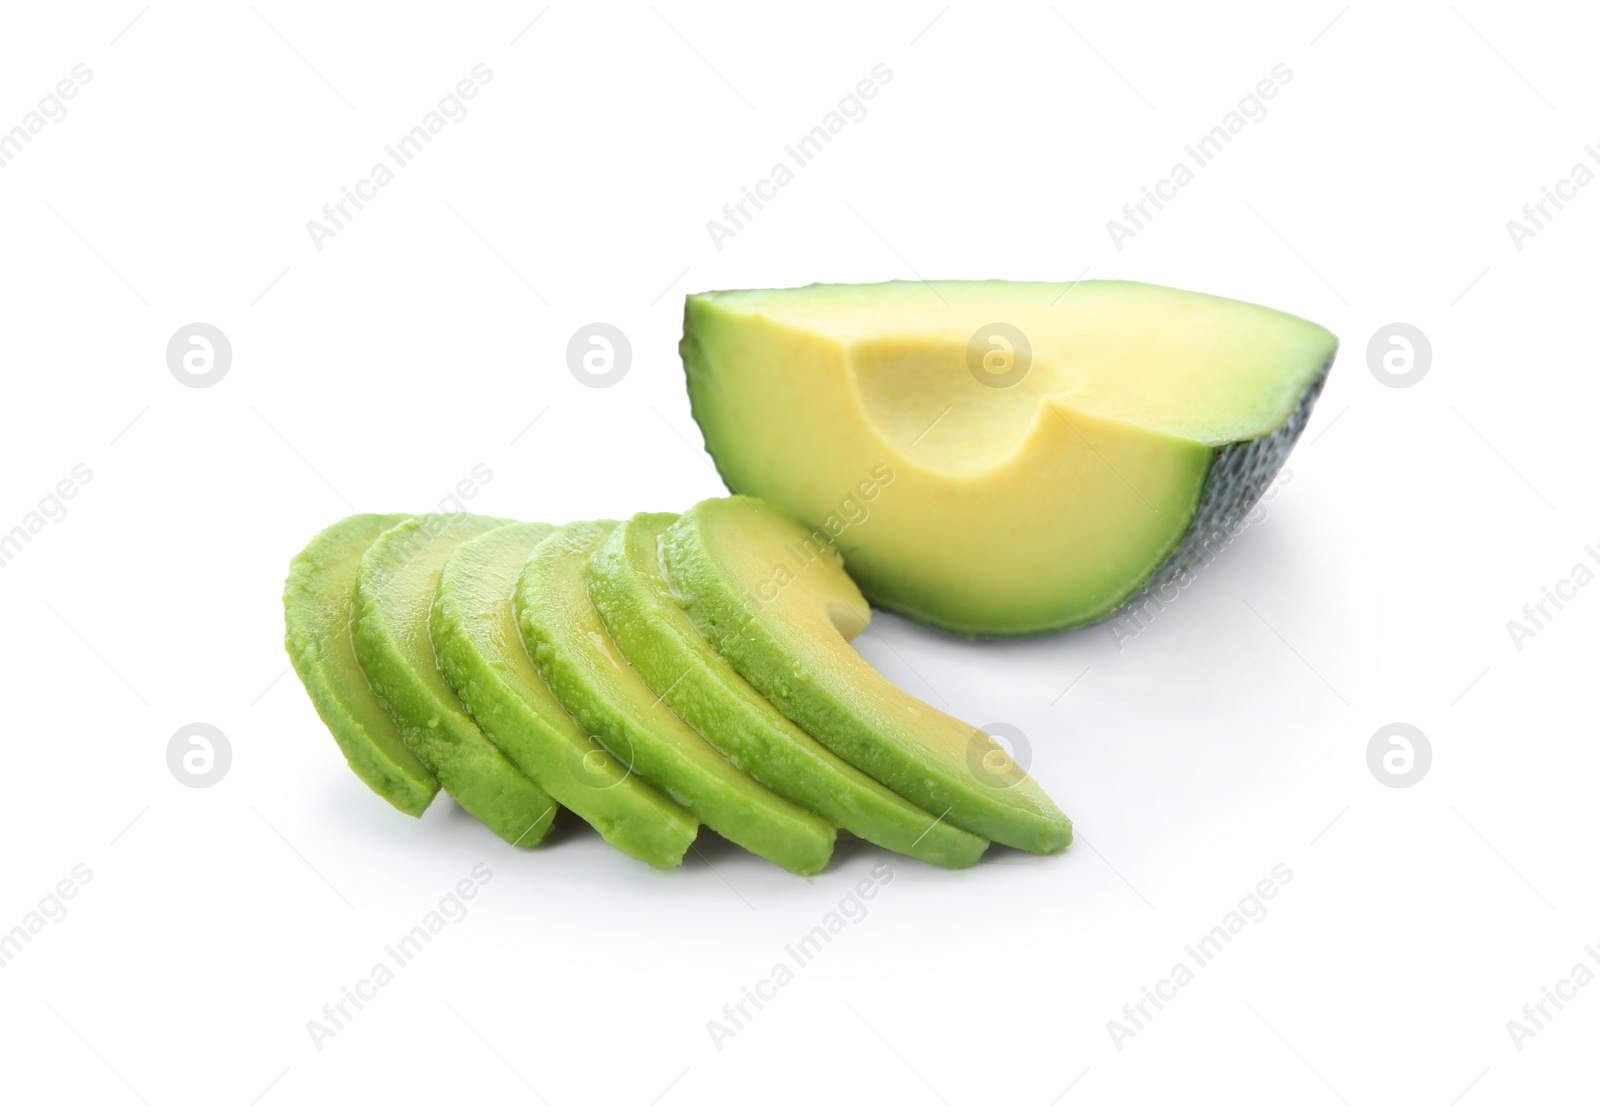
{"left": 683, "top": 279, "right": 1336, "bottom": 634}
{"left": 517, "top": 521, "right": 836, "bottom": 875}
{"left": 664, "top": 497, "right": 1072, "bottom": 854}
{"left": 283, "top": 514, "right": 439, "bottom": 815}
{"left": 353, "top": 515, "right": 558, "bottom": 847}
{"left": 432, "top": 522, "right": 698, "bottom": 868}
{"left": 589, "top": 512, "right": 989, "bottom": 868}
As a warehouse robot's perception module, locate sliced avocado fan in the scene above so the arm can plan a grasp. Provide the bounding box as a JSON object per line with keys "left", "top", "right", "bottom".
{"left": 353, "top": 514, "right": 559, "bottom": 847}
{"left": 589, "top": 511, "right": 989, "bottom": 868}
{"left": 663, "top": 497, "right": 1072, "bottom": 854}
{"left": 517, "top": 520, "right": 836, "bottom": 875}
{"left": 432, "top": 522, "right": 699, "bottom": 868}
{"left": 284, "top": 514, "right": 439, "bottom": 816}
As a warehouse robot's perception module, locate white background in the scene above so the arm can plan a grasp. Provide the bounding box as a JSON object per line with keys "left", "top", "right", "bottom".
{"left": 0, "top": 2, "right": 1594, "bottom": 1109}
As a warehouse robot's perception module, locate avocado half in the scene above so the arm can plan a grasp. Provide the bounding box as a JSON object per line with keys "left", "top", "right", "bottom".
{"left": 681, "top": 280, "right": 1336, "bottom": 637}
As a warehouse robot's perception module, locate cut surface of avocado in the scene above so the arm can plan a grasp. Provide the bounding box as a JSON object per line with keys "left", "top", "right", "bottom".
{"left": 353, "top": 514, "right": 558, "bottom": 847}
{"left": 682, "top": 280, "right": 1335, "bottom": 635}
{"left": 284, "top": 514, "right": 439, "bottom": 816}
{"left": 516, "top": 520, "right": 836, "bottom": 875}
{"left": 590, "top": 512, "right": 988, "bottom": 868}
{"left": 663, "top": 497, "right": 1072, "bottom": 854}
{"left": 433, "top": 522, "right": 699, "bottom": 868}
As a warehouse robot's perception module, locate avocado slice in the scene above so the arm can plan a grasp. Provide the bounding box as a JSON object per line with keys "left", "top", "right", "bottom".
{"left": 353, "top": 514, "right": 559, "bottom": 847}
{"left": 663, "top": 497, "right": 1072, "bottom": 854}
{"left": 283, "top": 514, "right": 439, "bottom": 815}
{"left": 589, "top": 512, "right": 988, "bottom": 868}
{"left": 681, "top": 280, "right": 1336, "bottom": 635}
{"left": 432, "top": 522, "right": 699, "bottom": 868}
{"left": 516, "top": 520, "right": 836, "bottom": 875}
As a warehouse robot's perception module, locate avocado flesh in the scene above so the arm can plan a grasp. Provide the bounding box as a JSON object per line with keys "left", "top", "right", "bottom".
{"left": 353, "top": 515, "right": 558, "bottom": 847}
{"left": 682, "top": 279, "right": 1336, "bottom": 635}
{"left": 283, "top": 514, "right": 439, "bottom": 815}
{"left": 432, "top": 522, "right": 699, "bottom": 868}
{"left": 663, "top": 497, "right": 1072, "bottom": 854}
{"left": 517, "top": 521, "right": 836, "bottom": 875}
{"left": 589, "top": 513, "right": 988, "bottom": 868}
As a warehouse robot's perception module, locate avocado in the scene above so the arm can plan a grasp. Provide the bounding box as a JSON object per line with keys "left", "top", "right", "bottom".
{"left": 516, "top": 521, "right": 836, "bottom": 875}
{"left": 353, "top": 515, "right": 558, "bottom": 847}
{"left": 283, "top": 514, "right": 439, "bottom": 815}
{"left": 663, "top": 497, "right": 1072, "bottom": 854}
{"left": 589, "top": 512, "right": 989, "bottom": 868}
{"left": 432, "top": 522, "right": 699, "bottom": 868}
{"left": 681, "top": 280, "right": 1336, "bottom": 635}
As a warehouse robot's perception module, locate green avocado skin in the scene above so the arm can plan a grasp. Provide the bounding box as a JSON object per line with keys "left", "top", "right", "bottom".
{"left": 284, "top": 514, "right": 439, "bottom": 816}
{"left": 662, "top": 500, "right": 1072, "bottom": 855}
{"left": 1105, "top": 359, "right": 1331, "bottom": 632}
{"left": 516, "top": 521, "right": 836, "bottom": 876}
{"left": 353, "top": 514, "right": 558, "bottom": 847}
{"left": 432, "top": 522, "right": 699, "bottom": 869}
{"left": 589, "top": 512, "right": 988, "bottom": 868}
